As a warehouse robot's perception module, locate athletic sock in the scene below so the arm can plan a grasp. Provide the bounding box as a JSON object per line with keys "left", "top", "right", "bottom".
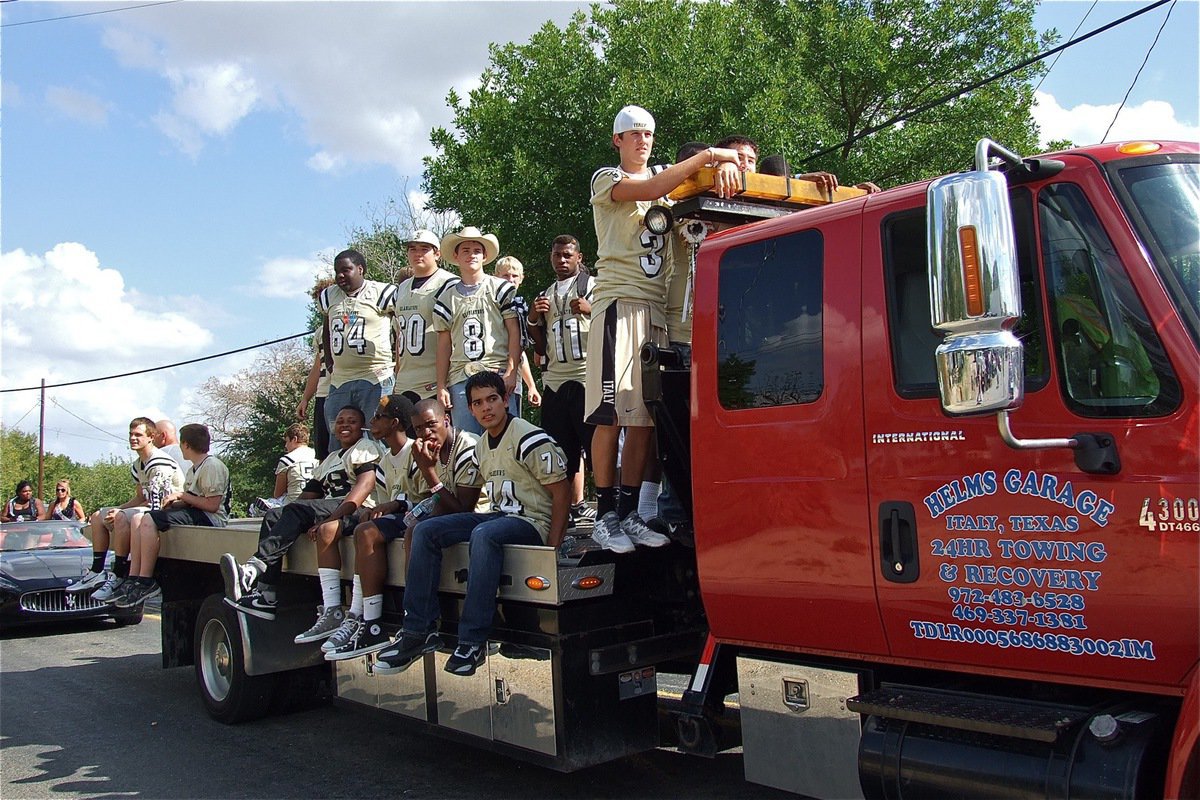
{"left": 617, "top": 485, "right": 639, "bottom": 520}
{"left": 596, "top": 486, "right": 617, "bottom": 518}
{"left": 638, "top": 481, "right": 660, "bottom": 520}
{"left": 113, "top": 556, "right": 131, "bottom": 578}
{"left": 363, "top": 594, "right": 383, "bottom": 622}
{"left": 318, "top": 568, "right": 342, "bottom": 609}
{"left": 349, "top": 575, "right": 364, "bottom": 617}
{"left": 260, "top": 583, "right": 277, "bottom": 603}
{"left": 91, "top": 552, "right": 107, "bottom": 573}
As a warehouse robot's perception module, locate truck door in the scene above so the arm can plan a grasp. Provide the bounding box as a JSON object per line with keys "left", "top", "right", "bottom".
{"left": 861, "top": 161, "right": 1198, "bottom": 689}
{"left": 691, "top": 206, "right": 889, "bottom": 656}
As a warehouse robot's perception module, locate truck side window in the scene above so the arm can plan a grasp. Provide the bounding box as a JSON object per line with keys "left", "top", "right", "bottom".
{"left": 884, "top": 192, "right": 1047, "bottom": 396}
{"left": 1038, "top": 182, "right": 1180, "bottom": 417}
{"left": 716, "top": 230, "right": 823, "bottom": 409}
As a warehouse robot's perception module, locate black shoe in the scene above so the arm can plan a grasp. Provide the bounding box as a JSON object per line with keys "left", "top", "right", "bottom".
{"left": 226, "top": 589, "right": 276, "bottom": 620}
{"left": 114, "top": 580, "right": 160, "bottom": 608}
{"left": 325, "top": 618, "right": 392, "bottom": 661}
{"left": 374, "top": 631, "right": 441, "bottom": 675}
{"left": 444, "top": 643, "right": 486, "bottom": 676}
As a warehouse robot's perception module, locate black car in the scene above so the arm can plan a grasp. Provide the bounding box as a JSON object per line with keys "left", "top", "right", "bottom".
{"left": 0, "top": 520, "right": 142, "bottom": 628}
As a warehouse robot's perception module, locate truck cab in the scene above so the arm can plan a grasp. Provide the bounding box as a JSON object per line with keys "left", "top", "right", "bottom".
{"left": 681, "top": 140, "right": 1198, "bottom": 798}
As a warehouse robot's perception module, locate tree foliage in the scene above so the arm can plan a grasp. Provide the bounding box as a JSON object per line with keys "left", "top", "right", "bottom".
{"left": 191, "top": 340, "right": 310, "bottom": 512}
{"left": 423, "top": 0, "right": 1052, "bottom": 293}
{"left": 343, "top": 182, "right": 462, "bottom": 285}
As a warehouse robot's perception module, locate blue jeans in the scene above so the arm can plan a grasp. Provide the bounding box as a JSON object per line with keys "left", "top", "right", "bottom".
{"left": 448, "top": 379, "right": 520, "bottom": 436}
{"left": 326, "top": 376, "right": 393, "bottom": 452}
{"left": 402, "top": 512, "right": 542, "bottom": 646}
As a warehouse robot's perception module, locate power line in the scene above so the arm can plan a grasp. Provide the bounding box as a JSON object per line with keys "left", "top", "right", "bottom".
{"left": 795, "top": 0, "right": 1172, "bottom": 167}
{"left": 1102, "top": 0, "right": 1177, "bottom": 143}
{"left": 44, "top": 427, "right": 127, "bottom": 445}
{"left": 1032, "top": 1, "right": 1097, "bottom": 96}
{"left": 49, "top": 398, "right": 126, "bottom": 442}
{"left": 1, "top": 0, "right": 181, "bottom": 28}
{"left": 8, "top": 400, "right": 40, "bottom": 428}
{"left": 0, "top": 330, "right": 313, "bottom": 394}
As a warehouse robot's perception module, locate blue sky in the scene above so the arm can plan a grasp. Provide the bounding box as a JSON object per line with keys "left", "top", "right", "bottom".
{"left": 2, "top": 0, "right": 1197, "bottom": 467}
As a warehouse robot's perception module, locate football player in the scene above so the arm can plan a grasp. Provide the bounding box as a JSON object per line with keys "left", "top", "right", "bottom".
{"left": 432, "top": 227, "right": 521, "bottom": 435}
{"left": 373, "top": 371, "right": 568, "bottom": 678}
{"left": 393, "top": 230, "right": 459, "bottom": 402}
{"left": 223, "top": 405, "right": 383, "bottom": 623}
{"left": 319, "top": 249, "right": 398, "bottom": 452}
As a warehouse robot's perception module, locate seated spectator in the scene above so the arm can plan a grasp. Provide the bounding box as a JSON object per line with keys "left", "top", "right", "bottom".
{"left": 373, "top": 371, "right": 568, "bottom": 678}
{"left": 44, "top": 479, "right": 85, "bottom": 521}
{"left": 322, "top": 396, "right": 485, "bottom": 660}
{"left": 250, "top": 423, "right": 319, "bottom": 515}
{"left": 222, "top": 406, "right": 382, "bottom": 623}
{"left": 118, "top": 424, "right": 231, "bottom": 607}
{"left": 71, "top": 417, "right": 186, "bottom": 602}
{"left": 3, "top": 481, "right": 45, "bottom": 523}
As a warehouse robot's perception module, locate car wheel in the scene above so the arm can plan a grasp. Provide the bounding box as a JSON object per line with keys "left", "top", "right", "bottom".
{"left": 193, "top": 593, "right": 275, "bottom": 724}
{"left": 112, "top": 607, "right": 144, "bottom": 626}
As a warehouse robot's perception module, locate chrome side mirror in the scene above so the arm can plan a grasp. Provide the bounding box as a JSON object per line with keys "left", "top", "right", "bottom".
{"left": 927, "top": 164, "right": 1022, "bottom": 415}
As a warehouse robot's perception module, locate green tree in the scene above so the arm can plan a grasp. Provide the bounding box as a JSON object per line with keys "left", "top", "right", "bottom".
{"left": 423, "top": 0, "right": 1051, "bottom": 293}
{"left": 191, "top": 340, "right": 310, "bottom": 513}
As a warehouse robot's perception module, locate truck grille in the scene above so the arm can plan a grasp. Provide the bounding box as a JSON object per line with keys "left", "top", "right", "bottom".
{"left": 20, "top": 589, "right": 106, "bottom": 613}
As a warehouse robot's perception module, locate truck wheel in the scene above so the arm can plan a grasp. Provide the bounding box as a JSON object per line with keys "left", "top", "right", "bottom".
{"left": 193, "top": 594, "right": 275, "bottom": 724}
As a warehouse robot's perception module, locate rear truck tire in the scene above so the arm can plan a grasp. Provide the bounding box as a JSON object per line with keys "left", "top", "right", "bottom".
{"left": 194, "top": 593, "right": 275, "bottom": 724}
{"left": 112, "top": 607, "right": 144, "bottom": 626}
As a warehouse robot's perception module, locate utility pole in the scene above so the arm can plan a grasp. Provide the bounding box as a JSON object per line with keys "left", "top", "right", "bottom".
{"left": 37, "top": 378, "right": 46, "bottom": 501}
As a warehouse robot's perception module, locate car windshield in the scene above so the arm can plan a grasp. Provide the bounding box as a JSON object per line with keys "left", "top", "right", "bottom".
{"left": 0, "top": 522, "right": 90, "bottom": 551}
{"left": 1115, "top": 160, "right": 1200, "bottom": 338}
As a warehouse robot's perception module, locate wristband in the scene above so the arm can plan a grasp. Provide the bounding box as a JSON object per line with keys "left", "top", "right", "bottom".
{"left": 429, "top": 482, "right": 445, "bottom": 495}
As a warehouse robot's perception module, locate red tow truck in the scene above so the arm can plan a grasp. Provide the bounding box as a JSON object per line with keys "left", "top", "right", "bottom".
{"left": 156, "top": 138, "right": 1197, "bottom": 799}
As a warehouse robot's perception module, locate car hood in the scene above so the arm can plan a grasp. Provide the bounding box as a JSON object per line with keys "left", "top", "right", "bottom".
{"left": 0, "top": 550, "right": 90, "bottom": 581}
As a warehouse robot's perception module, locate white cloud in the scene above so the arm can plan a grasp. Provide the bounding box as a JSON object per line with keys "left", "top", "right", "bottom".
{"left": 3, "top": 81, "right": 23, "bottom": 106}
{"left": 101, "top": 26, "right": 160, "bottom": 70}
{"left": 1034, "top": 91, "right": 1200, "bottom": 148}
{"left": 245, "top": 253, "right": 330, "bottom": 299}
{"left": 153, "top": 63, "right": 260, "bottom": 154}
{"left": 1, "top": 243, "right": 219, "bottom": 463}
{"left": 99, "top": 3, "right": 589, "bottom": 171}
{"left": 45, "top": 85, "right": 111, "bottom": 126}
{"left": 307, "top": 150, "right": 346, "bottom": 173}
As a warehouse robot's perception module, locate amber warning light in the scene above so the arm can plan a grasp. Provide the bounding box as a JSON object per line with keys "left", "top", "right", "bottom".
{"left": 1116, "top": 141, "right": 1161, "bottom": 155}
{"left": 571, "top": 576, "right": 605, "bottom": 590}
{"left": 525, "top": 576, "right": 551, "bottom": 591}
{"left": 959, "top": 225, "right": 984, "bottom": 317}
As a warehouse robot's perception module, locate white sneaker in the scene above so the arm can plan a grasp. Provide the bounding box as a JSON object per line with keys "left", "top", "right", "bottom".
{"left": 591, "top": 511, "right": 635, "bottom": 554}
{"left": 92, "top": 574, "right": 127, "bottom": 603}
{"left": 67, "top": 568, "right": 108, "bottom": 596}
{"left": 621, "top": 513, "right": 670, "bottom": 548}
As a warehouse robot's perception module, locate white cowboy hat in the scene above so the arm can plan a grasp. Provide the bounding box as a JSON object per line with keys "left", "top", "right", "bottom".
{"left": 440, "top": 227, "right": 499, "bottom": 265}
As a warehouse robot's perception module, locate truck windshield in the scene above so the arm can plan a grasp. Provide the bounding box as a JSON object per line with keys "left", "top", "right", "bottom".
{"left": 1114, "top": 160, "right": 1199, "bottom": 339}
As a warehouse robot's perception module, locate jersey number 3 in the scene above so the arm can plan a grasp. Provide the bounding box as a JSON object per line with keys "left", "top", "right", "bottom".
{"left": 638, "top": 229, "right": 666, "bottom": 278}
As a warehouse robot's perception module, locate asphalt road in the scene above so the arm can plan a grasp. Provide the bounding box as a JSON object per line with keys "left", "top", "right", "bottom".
{"left": 1, "top": 612, "right": 788, "bottom": 799}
